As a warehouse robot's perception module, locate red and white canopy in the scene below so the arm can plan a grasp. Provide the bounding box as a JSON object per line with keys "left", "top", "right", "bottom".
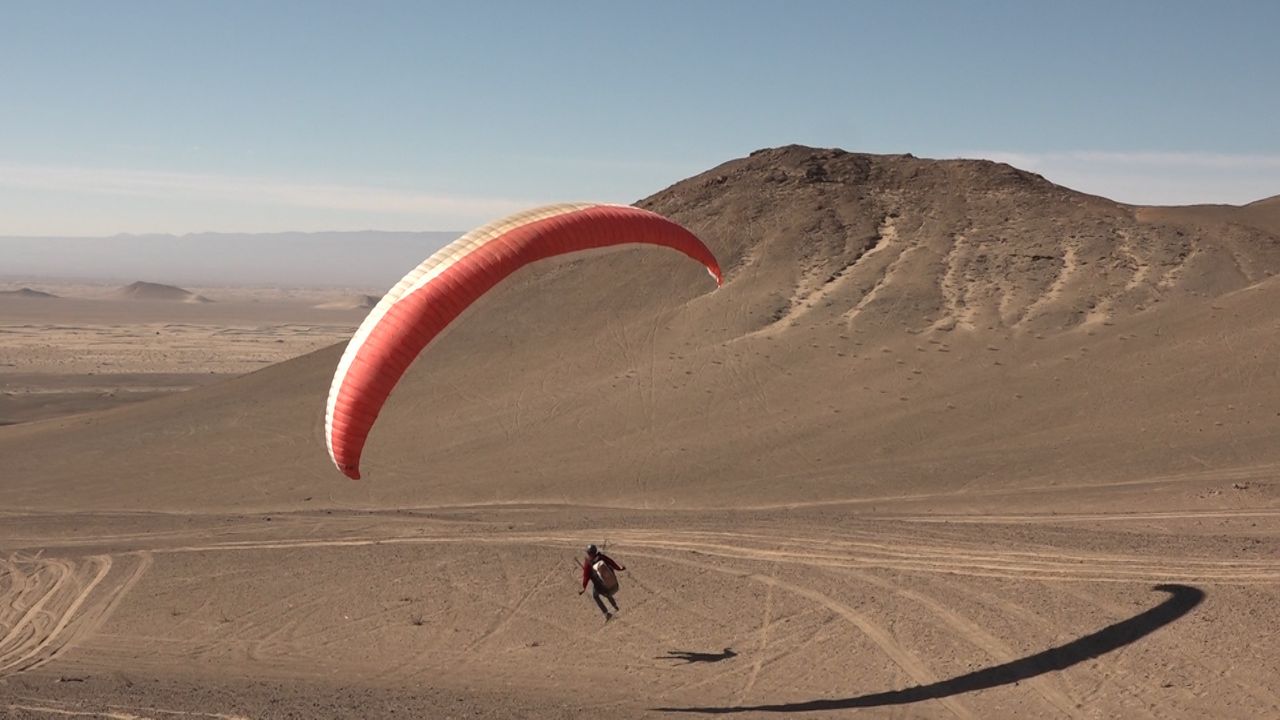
{"left": 324, "top": 203, "right": 721, "bottom": 479}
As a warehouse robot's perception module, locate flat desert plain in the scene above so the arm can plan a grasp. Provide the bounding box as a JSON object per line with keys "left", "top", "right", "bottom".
{"left": 2, "top": 148, "right": 1279, "bottom": 719}
{"left": 0, "top": 282, "right": 369, "bottom": 425}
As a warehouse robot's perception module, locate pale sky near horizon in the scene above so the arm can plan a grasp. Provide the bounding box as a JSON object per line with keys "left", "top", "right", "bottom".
{"left": 2, "top": 1, "right": 1277, "bottom": 236}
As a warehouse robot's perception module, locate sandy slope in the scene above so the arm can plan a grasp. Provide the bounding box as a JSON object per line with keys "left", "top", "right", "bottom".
{"left": 2, "top": 148, "right": 1279, "bottom": 718}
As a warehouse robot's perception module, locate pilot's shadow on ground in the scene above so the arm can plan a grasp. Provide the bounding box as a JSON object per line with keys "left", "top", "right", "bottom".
{"left": 656, "top": 584, "right": 1204, "bottom": 714}
{"left": 659, "top": 648, "right": 739, "bottom": 664}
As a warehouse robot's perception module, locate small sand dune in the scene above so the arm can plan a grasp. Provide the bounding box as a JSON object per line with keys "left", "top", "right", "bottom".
{"left": 314, "top": 294, "right": 379, "bottom": 310}
{"left": 111, "top": 281, "right": 212, "bottom": 303}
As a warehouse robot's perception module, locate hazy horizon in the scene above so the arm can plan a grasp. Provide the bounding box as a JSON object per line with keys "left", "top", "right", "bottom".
{"left": 4, "top": 152, "right": 1277, "bottom": 288}
{"left": 0, "top": 230, "right": 459, "bottom": 288}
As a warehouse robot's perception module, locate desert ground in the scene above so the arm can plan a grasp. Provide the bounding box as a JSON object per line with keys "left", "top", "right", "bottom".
{"left": 2, "top": 147, "right": 1279, "bottom": 718}
{"left": 0, "top": 282, "right": 371, "bottom": 425}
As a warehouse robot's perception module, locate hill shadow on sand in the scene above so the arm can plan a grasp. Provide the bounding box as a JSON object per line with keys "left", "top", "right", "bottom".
{"left": 656, "top": 584, "right": 1204, "bottom": 714}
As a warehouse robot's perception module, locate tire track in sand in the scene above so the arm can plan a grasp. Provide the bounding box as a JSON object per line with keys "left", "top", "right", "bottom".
{"left": 737, "top": 562, "right": 777, "bottom": 703}
{"left": 464, "top": 562, "right": 560, "bottom": 652}
{"left": 6, "top": 698, "right": 252, "bottom": 719}
{"left": 834, "top": 566, "right": 1084, "bottom": 719}
{"left": 0, "top": 552, "right": 151, "bottom": 677}
{"left": 139, "top": 524, "right": 1280, "bottom": 585}
{"left": 612, "top": 532, "right": 1280, "bottom": 585}
{"left": 631, "top": 549, "right": 977, "bottom": 720}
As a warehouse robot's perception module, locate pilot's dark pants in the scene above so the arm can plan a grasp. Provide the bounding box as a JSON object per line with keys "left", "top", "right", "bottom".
{"left": 591, "top": 577, "right": 619, "bottom": 616}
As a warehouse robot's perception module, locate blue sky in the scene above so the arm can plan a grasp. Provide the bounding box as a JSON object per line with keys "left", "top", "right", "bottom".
{"left": 2, "top": 1, "right": 1277, "bottom": 235}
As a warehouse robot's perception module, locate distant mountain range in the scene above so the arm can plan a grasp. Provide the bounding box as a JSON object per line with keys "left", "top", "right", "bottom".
{"left": 0, "top": 230, "right": 459, "bottom": 288}
{"left": 0, "top": 287, "right": 59, "bottom": 299}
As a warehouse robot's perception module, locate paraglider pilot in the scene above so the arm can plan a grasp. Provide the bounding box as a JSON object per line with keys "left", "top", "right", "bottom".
{"left": 579, "top": 544, "right": 625, "bottom": 621}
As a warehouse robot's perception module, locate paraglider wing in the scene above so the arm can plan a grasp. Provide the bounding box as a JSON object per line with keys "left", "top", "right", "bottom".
{"left": 324, "top": 203, "right": 721, "bottom": 479}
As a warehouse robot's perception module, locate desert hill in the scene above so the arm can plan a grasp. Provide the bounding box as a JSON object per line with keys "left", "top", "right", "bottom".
{"left": 0, "top": 287, "right": 58, "bottom": 298}
{"left": 640, "top": 146, "right": 1280, "bottom": 335}
{"left": 315, "top": 294, "right": 380, "bottom": 310}
{"left": 3, "top": 146, "right": 1280, "bottom": 514}
{"left": 1241, "top": 194, "right": 1280, "bottom": 234}
{"left": 1135, "top": 193, "right": 1280, "bottom": 238}
{"left": 111, "top": 280, "right": 212, "bottom": 303}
